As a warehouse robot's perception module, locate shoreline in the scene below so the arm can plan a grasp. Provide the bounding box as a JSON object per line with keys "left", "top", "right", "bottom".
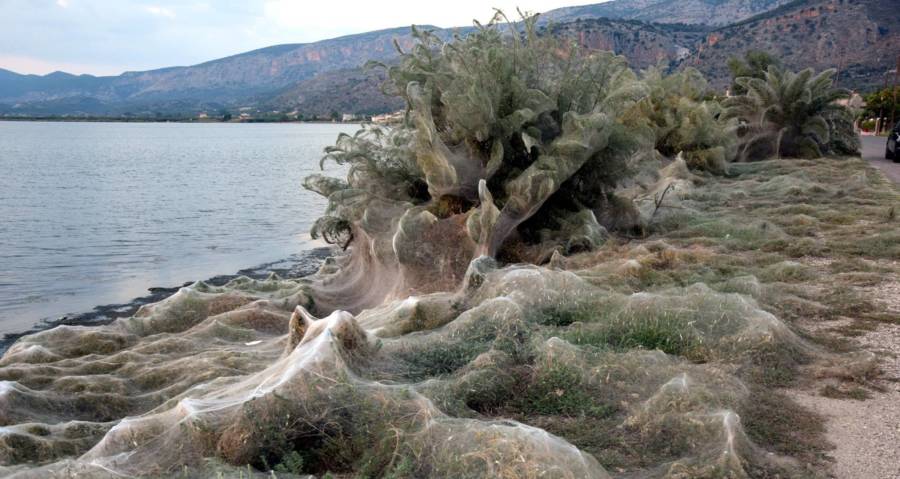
{"left": 0, "top": 118, "right": 360, "bottom": 124}
{"left": 0, "top": 246, "right": 334, "bottom": 354}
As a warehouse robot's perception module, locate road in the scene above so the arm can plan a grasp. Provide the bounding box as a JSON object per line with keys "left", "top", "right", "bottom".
{"left": 861, "top": 135, "right": 900, "bottom": 184}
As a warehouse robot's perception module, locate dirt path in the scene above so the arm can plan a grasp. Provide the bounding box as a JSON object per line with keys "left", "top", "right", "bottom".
{"left": 790, "top": 255, "right": 900, "bottom": 476}
{"left": 791, "top": 316, "right": 900, "bottom": 479}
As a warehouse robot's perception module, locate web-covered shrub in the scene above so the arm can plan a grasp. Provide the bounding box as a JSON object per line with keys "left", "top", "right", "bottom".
{"left": 304, "top": 126, "right": 423, "bottom": 246}
{"left": 638, "top": 67, "right": 736, "bottom": 174}
{"left": 305, "top": 14, "right": 654, "bottom": 265}
{"left": 724, "top": 66, "right": 860, "bottom": 161}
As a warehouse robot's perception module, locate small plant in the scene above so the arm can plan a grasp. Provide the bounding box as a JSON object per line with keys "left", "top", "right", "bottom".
{"left": 820, "top": 384, "right": 871, "bottom": 401}
{"left": 396, "top": 340, "right": 488, "bottom": 379}
{"left": 382, "top": 457, "right": 415, "bottom": 479}
{"left": 273, "top": 450, "right": 305, "bottom": 474}
{"left": 535, "top": 305, "right": 595, "bottom": 327}
{"left": 566, "top": 317, "right": 705, "bottom": 359}
{"left": 514, "top": 361, "right": 615, "bottom": 417}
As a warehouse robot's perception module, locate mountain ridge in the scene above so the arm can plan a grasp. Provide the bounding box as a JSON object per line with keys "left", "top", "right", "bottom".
{"left": 541, "top": 0, "right": 796, "bottom": 26}
{"left": 1, "top": 0, "right": 896, "bottom": 118}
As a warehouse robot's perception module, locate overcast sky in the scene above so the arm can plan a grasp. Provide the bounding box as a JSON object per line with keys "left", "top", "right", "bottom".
{"left": 0, "top": 0, "right": 593, "bottom": 76}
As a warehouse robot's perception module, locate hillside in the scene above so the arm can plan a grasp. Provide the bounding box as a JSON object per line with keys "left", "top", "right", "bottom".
{"left": 1, "top": 0, "right": 896, "bottom": 117}
{"left": 267, "top": 67, "right": 404, "bottom": 117}
{"left": 0, "top": 26, "right": 447, "bottom": 116}
{"left": 0, "top": 0, "right": 795, "bottom": 117}
{"left": 270, "top": 20, "right": 708, "bottom": 118}
{"left": 276, "top": 0, "right": 898, "bottom": 118}
{"left": 686, "top": 0, "right": 900, "bottom": 91}
{"left": 542, "top": 0, "right": 796, "bottom": 26}
{"left": 546, "top": 19, "right": 708, "bottom": 70}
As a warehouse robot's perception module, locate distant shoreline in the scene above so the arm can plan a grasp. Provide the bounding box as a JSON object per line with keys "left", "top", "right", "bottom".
{"left": 0, "top": 117, "right": 359, "bottom": 124}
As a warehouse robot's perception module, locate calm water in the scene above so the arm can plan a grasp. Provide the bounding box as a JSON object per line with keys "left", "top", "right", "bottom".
{"left": 0, "top": 121, "right": 356, "bottom": 335}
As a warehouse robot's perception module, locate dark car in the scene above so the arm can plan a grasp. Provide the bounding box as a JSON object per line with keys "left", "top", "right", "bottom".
{"left": 887, "top": 121, "right": 900, "bottom": 162}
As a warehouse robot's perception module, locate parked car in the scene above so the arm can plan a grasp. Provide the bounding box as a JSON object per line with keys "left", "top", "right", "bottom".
{"left": 887, "top": 121, "right": 900, "bottom": 162}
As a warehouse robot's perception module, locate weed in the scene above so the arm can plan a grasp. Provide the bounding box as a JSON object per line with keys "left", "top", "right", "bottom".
{"left": 819, "top": 384, "right": 871, "bottom": 400}
{"left": 741, "top": 389, "right": 831, "bottom": 465}
{"left": 396, "top": 341, "right": 488, "bottom": 379}
{"left": 512, "top": 362, "right": 616, "bottom": 418}
{"left": 565, "top": 318, "right": 706, "bottom": 360}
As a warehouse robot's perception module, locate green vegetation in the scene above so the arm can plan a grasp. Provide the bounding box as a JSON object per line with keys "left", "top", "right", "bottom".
{"left": 511, "top": 360, "right": 616, "bottom": 418}
{"left": 727, "top": 50, "right": 781, "bottom": 95}
{"left": 308, "top": 13, "right": 656, "bottom": 261}
{"left": 639, "top": 67, "right": 736, "bottom": 174}
{"left": 725, "top": 66, "right": 860, "bottom": 160}
{"left": 862, "top": 86, "right": 900, "bottom": 130}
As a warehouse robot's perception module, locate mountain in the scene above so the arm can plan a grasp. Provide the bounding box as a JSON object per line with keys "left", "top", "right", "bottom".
{"left": 267, "top": 67, "right": 404, "bottom": 117}
{"left": 541, "top": 0, "right": 796, "bottom": 26}
{"left": 0, "top": 26, "right": 448, "bottom": 117}
{"left": 267, "top": 19, "right": 709, "bottom": 119}
{"left": 546, "top": 19, "right": 709, "bottom": 69}
{"left": 685, "top": 0, "right": 900, "bottom": 91}
{"left": 1, "top": 0, "right": 896, "bottom": 118}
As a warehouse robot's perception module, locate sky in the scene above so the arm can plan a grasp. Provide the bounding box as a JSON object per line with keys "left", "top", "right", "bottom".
{"left": 0, "top": 0, "right": 592, "bottom": 76}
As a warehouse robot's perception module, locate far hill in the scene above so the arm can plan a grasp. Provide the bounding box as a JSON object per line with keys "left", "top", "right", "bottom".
{"left": 0, "top": 26, "right": 448, "bottom": 117}
{"left": 1, "top": 0, "right": 897, "bottom": 118}
{"left": 541, "top": 0, "right": 796, "bottom": 26}
{"left": 685, "top": 0, "right": 900, "bottom": 91}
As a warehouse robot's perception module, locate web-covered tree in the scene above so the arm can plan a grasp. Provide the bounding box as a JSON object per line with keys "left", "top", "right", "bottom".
{"left": 302, "top": 12, "right": 656, "bottom": 307}
{"left": 638, "top": 67, "right": 737, "bottom": 174}
{"left": 724, "top": 66, "right": 860, "bottom": 161}
{"left": 727, "top": 50, "right": 780, "bottom": 95}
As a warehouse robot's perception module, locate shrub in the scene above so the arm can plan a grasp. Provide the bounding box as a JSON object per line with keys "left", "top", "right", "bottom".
{"left": 638, "top": 67, "right": 736, "bottom": 174}
{"left": 304, "top": 13, "right": 654, "bottom": 264}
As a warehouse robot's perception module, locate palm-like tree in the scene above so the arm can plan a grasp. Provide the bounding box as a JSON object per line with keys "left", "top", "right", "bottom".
{"left": 724, "top": 66, "right": 859, "bottom": 161}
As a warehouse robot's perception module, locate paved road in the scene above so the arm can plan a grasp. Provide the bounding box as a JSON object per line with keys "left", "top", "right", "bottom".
{"left": 861, "top": 135, "right": 900, "bottom": 185}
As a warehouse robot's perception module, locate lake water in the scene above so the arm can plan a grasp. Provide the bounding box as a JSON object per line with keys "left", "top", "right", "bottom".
{"left": 0, "top": 121, "right": 357, "bottom": 335}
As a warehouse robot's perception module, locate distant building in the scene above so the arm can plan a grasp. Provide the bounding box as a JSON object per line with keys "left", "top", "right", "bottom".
{"left": 371, "top": 111, "right": 404, "bottom": 125}
{"left": 342, "top": 113, "right": 363, "bottom": 122}
{"left": 836, "top": 92, "right": 865, "bottom": 110}
{"left": 197, "top": 112, "right": 209, "bottom": 119}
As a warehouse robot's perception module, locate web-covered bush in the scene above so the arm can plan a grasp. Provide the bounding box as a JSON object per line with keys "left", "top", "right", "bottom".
{"left": 304, "top": 126, "right": 422, "bottom": 246}
{"left": 637, "top": 67, "right": 737, "bottom": 174}
{"left": 724, "top": 66, "right": 860, "bottom": 161}
{"left": 305, "top": 13, "right": 654, "bottom": 269}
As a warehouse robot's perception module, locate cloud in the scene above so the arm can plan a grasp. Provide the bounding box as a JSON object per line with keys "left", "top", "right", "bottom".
{"left": 56, "top": 0, "right": 69, "bottom": 7}
{"left": 144, "top": 5, "right": 174, "bottom": 18}
{"left": 0, "top": 54, "right": 124, "bottom": 76}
